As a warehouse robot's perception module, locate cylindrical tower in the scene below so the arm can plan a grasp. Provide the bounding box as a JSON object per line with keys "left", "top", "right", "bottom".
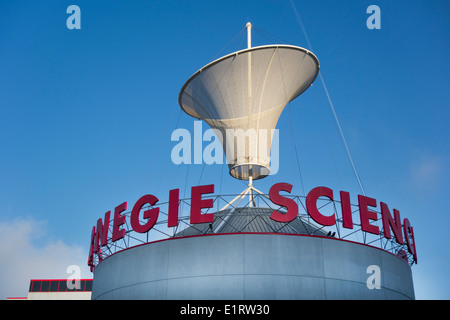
{"left": 92, "top": 208, "right": 414, "bottom": 300}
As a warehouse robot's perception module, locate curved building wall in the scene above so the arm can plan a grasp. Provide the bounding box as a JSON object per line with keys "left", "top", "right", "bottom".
{"left": 92, "top": 233, "right": 414, "bottom": 300}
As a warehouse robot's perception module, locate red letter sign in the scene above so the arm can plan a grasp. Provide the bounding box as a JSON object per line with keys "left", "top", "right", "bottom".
{"left": 112, "top": 202, "right": 127, "bottom": 242}
{"left": 340, "top": 191, "right": 353, "bottom": 229}
{"left": 269, "top": 183, "right": 298, "bottom": 223}
{"left": 88, "top": 226, "right": 96, "bottom": 271}
{"left": 131, "top": 194, "right": 159, "bottom": 233}
{"left": 380, "top": 202, "right": 403, "bottom": 245}
{"left": 358, "top": 195, "right": 379, "bottom": 235}
{"left": 403, "top": 218, "right": 417, "bottom": 263}
{"left": 168, "top": 189, "right": 180, "bottom": 227}
{"left": 306, "top": 187, "right": 335, "bottom": 226}
{"left": 190, "top": 184, "right": 214, "bottom": 224}
{"left": 95, "top": 211, "right": 111, "bottom": 254}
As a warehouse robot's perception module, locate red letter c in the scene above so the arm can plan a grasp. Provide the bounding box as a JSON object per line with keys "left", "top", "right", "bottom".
{"left": 306, "top": 187, "right": 336, "bottom": 226}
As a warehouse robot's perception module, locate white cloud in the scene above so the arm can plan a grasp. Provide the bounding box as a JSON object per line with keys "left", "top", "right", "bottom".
{"left": 408, "top": 153, "right": 446, "bottom": 194}
{"left": 0, "top": 218, "right": 90, "bottom": 300}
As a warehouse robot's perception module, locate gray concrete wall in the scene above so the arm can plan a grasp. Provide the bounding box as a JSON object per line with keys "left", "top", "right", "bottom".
{"left": 92, "top": 234, "right": 415, "bottom": 300}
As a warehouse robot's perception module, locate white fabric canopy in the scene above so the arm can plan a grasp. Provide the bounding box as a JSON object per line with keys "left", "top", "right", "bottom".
{"left": 179, "top": 45, "right": 320, "bottom": 180}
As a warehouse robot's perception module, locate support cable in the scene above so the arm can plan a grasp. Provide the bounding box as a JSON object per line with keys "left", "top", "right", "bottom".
{"left": 288, "top": 103, "right": 306, "bottom": 196}
{"left": 288, "top": 0, "right": 366, "bottom": 196}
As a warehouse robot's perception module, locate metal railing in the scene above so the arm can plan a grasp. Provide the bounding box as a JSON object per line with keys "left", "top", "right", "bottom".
{"left": 91, "top": 192, "right": 415, "bottom": 269}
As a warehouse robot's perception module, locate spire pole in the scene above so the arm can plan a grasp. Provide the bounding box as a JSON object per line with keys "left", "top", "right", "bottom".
{"left": 246, "top": 21, "right": 253, "bottom": 144}
{"left": 248, "top": 175, "right": 254, "bottom": 207}
{"left": 246, "top": 22, "right": 252, "bottom": 49}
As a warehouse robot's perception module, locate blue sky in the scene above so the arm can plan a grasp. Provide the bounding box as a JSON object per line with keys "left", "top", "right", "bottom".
{"left": 0, "top": 0, "right": 449, "bottom": 299}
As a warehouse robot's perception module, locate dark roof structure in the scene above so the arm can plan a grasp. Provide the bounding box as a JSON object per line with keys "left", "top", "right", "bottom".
{"left": 174, "top": 207, "right": 329, "bottom": 237}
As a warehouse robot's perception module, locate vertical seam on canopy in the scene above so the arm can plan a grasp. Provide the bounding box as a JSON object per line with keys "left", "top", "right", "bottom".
{"left": 256, "top": 47, "right": 278, "bottom": 133}
{"left": 206, "top": 55, "right": 237, "bottom": 120}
